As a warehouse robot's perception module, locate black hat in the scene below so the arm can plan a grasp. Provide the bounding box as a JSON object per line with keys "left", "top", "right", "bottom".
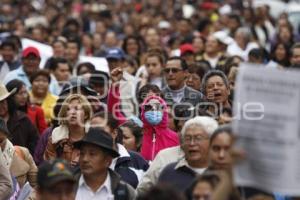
{"left": 60, "top": 81, "right": 98, "bottom": 96}
{"left": 37, "top": 159, "right": 76, "bottom": 189}
{"left": 0, "top": 118, "right": 9, "bottom": 136}
{"left": 74, "top": 128, "right": 120, "bottom": 158}
{"left": 89, "top": 70, "right": 110, "bottom": 86}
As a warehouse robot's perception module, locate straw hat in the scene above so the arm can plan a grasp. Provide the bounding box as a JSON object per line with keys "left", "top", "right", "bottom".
{"left": 0, "top": 84, "right": 16, "bottom": 101}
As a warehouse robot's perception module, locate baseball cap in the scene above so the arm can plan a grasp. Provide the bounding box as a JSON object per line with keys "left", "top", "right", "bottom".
{"left": 22, "top": 46, "right": 40, "bottom": 58}
{"left": 37, "top": 159, "right": 76, "bottom": 189}
{"left": 180, "top": 43, "right": 195, "bottom": 56}
{"left": 106, "top": 48, "right": 125, "bottom": 60}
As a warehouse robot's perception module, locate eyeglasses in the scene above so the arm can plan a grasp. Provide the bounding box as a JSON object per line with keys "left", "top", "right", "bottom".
{"left": 163, "top": 68, "right": 183, "bottom": 74}
{"left": 184, "top": 135, "right": 209, "bottom": 144}
{"left": 143, "top": 104, "right": 164, "bottom": 111}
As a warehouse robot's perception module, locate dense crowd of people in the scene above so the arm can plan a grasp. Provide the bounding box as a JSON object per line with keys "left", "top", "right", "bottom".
{"left": 0, "top": 0, "right": 299, "bottom": 199}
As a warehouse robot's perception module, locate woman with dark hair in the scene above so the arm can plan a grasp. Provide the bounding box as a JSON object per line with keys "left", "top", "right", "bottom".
{"left": 0, "top": 84, "right": 39, "bottom": 155}
{"left": 270, "top": 42, "right": 290, "bottom": 68}
{"left": 76, "top": 62, "right": 96, "bottom": 76}
{"left": 122, "top": 35, "right": 143, "bottom": 66}
{"left": 6, "top": 79, "right": 47, "bottom": 134}
{"left": 29, "top": 70, "right": 58, "bottom": 124}
{"left": 208, "top": 125, "right": 234, "bottom": 170}
{"left": 119, "top": 120, "right": 143, "bottom": 152}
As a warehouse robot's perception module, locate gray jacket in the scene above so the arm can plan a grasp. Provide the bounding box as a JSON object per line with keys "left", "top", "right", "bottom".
{"left": 162, "top": 86, "right": 205, "bottom": 110}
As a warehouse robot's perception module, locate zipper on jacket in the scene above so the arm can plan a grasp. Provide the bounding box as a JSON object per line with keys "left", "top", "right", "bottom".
{"left": 151, "top": 133, "right": 156, "bottom": 160}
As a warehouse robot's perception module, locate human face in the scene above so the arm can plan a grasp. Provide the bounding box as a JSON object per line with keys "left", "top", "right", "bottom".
{"left": 121, "top": 126, "right": 137, "bottom": 151}
{"left": 14, "top": 85, "right": 28, "bottom": 107}
{"left": 209, "top": 132, "right": 233, "bottom": 170}
{"left": 66, "top": 42, "right": 79, "bottom": 61}
{"left": 79, "top": 143, "right": 112, "bottom": 177}
{"left": 193, "top": 37, "right": 205, "bottom": 53}
{"left": 32, "top": 75, "right": 49, "bottom": 97}
{"left": 105, "top": 32, "right": 118, "bottom": 48}
{"left": 66, "top": 99, "right": 85, "bottom": 126}
{"left": 22, "top": 55, "right": 40, "bottom": 76}
{"left": 192, "top": 181, "right": 213, "bottom": 200}
{"left": 0, "top": 131, "right": 7, "bottom": 151}
{"left": 1, "top": 46, "right": 15, "bottom": 63}
{"left": 182, "top": 126, "right": 210, "bottom": 167}
{"left": 126, "top": 38, "right": 139, "bottom": 56}
{"left": 164, "top": 59, "right": 186, "bottom": 90}
{"left": 54, "top": 63, "right": 70, "bottom": 82}
{"left": 145, "top": 56, "right": 162, "bottom": 78}
{"left": 205, "top": 36, "right": 219, "bottom": 55}
{"left": 205, "top": 75, "right": 230, "bottom": 104}
{"left": 0, "top": 99, "right": 9, "bottom": 118}
{"left": 291, "top": 48, "right": 300, "bottom": 66}
{"left": 145, "top": 28, "right": 160, "bottom": 48}
{"left": 186, "top": 73, "right": 201, "bottom": 91}
{"left": 275, "top": 44, "right": 286, "bottom": 61}
{"left": 53, "top": 41, "right": 65, "bottom": 57}
{"left": 108, "top": 59, "right": 123, "bottom": 71}
{"left": 37, "top": 181, "right": 76, "bottom": 200}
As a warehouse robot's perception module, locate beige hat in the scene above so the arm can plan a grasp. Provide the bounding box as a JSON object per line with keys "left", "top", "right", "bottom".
{"left": 0, "top": 84, "right": 16, "bottom": 101}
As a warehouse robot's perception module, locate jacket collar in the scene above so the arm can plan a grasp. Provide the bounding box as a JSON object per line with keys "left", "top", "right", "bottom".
{"left": 108, "top": 168, "right": 122, "bottom": 192}
{"left": 115, "top": 144, "right": 131, "bottom": 166}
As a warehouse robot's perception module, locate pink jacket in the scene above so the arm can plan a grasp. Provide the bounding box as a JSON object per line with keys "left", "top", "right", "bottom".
{"left": 140, "top": 95, "right": 179, "bottom": 161}
{"left": 107, "top": 84, "right": 127, "bottom": 125}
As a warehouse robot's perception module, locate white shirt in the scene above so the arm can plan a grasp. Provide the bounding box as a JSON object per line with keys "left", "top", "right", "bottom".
{"left": 227, "top": 41, "right": 259, "bottom": 61}
{"left": 76, "top": 174, "right": 114, "bottom": 200}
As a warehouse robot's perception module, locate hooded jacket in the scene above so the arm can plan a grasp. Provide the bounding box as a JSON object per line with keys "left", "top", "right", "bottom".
{"left": 140, "top": 95, "right": 179, "bottom": 161}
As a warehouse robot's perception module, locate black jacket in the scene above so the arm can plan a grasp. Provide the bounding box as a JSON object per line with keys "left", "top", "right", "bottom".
{"left": 115, "top": 150, "right": 149, "bottom": 188}
{"left": 7, "top": 111, "right": 39, "bottom": 155}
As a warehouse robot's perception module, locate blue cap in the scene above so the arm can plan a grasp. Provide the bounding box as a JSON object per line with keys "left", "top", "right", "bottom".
{"left": 106, "top": 48, "right": 125, "bottom": 60}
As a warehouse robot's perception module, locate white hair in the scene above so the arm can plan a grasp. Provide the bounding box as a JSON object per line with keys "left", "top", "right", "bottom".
{"left": 181, "top": 116, "right": 218, "bottom": 139}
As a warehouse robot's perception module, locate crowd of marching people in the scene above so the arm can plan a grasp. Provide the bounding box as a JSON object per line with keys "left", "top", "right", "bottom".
{"left": 0, "top": 0, "right": 299, "bottom": 199}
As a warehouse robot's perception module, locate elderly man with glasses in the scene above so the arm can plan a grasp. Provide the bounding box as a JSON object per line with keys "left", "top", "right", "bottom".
{"left": 157, "top": 116, "right": 218, "bottom": 194}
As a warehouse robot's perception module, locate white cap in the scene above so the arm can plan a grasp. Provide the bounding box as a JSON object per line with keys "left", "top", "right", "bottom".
{"left": 213, "top": 31, "right": 234, "bottom": 46}
{"left": 158, "top": 20, "right": 171, "bottom": 29}
{"left": 219, "top": 4, "right": 232, "bottom": 15}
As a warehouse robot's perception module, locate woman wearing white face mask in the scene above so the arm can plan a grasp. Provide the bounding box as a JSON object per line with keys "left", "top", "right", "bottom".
{"left": 140, "top": 95, "right": 179, "bottom": 161}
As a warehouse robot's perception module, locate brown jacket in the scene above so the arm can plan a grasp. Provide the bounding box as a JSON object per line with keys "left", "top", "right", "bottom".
{"left": 11, "top": 146, "right": 38, "bottom": 188}
{"left": 44, "top": 125, "right": 81, "bottom": 166}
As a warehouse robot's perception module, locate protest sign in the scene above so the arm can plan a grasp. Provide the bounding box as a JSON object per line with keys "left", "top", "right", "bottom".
{"left": 233, "top": 64, "right": 300, "bottom": 196}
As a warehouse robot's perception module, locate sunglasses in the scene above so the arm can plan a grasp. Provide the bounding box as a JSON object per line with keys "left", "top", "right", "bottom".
{"left": 143, "top": 104, "right": 164, "bottom": 111}
{"left": 163, "top": 68, "right": 183, "bottom": 74}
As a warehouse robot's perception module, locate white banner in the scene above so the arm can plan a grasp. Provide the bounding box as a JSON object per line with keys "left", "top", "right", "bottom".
{"left": 233, "top": 64, "right": 300, "bottom": 196}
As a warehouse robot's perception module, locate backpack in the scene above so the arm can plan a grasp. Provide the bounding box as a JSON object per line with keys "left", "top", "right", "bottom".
{"left": 113, "top": 181, "right": 130, "bottom": 200}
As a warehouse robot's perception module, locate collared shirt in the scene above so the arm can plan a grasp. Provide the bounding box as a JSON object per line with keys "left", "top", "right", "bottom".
{"left": 76, "top": 173, "right": 114, "bottom": 200}
{"left": 175, "top": 157, "right": 206, "bottom": 174}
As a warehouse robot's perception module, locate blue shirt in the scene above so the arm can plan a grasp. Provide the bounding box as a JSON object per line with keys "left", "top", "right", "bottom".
{"left": 3, "top": 66, "right": 32, "bottom": 89}
{"left": 3, "top": 66, "right": 60, "bottom": 93}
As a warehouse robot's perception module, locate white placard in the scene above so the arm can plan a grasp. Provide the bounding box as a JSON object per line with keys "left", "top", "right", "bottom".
{"left": 233, "top": 64, "right": 300, "bottom": 196}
